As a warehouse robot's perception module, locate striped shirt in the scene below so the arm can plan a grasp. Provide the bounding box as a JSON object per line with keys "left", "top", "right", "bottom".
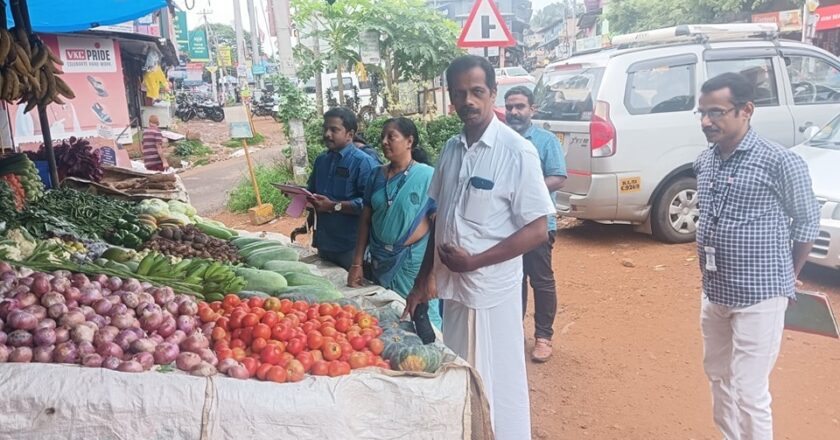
{"left": 694, "top": 128, "right": 820, "bottom": 307}
{"left": 142, "top": 126, "right": 164, "bottom": 169}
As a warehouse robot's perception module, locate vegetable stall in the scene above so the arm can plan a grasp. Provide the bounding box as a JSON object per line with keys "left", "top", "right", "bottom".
{"left": 0, "top": 159, "right": 492, "bottom": 439}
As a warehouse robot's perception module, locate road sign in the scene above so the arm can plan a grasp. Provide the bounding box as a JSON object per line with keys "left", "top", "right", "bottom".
{"left": 457, "top": 0, "right": 515, "bottom": 48}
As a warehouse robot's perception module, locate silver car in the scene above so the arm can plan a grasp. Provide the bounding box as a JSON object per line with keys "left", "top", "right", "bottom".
{"left": 792, "top": 115, "right": 840, "bottom": 270}
{"left": 533, "top": 24, "right": 840, "bottom": 243}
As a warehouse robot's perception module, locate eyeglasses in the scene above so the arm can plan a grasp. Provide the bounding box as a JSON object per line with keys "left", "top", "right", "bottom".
{"left": 694, "top": 107, "right": 736, "bottom": 120}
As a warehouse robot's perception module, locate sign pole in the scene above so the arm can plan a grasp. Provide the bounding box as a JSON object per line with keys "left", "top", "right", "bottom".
{"left": 499, "top": 46, "right": 505, "bottom": 67}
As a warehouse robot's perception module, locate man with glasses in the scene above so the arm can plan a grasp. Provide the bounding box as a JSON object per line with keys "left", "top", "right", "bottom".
{"left": 693, "top": 72, "right": 820, "bottom": 440}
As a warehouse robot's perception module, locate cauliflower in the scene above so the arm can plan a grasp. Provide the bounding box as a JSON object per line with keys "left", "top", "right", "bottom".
{"left": 5, "top": 228, "right": 36, "bottom": 259}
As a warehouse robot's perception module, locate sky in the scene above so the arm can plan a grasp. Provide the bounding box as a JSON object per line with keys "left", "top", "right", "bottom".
{"left": 175, "top": 0, "right": 271, "bottom": 34}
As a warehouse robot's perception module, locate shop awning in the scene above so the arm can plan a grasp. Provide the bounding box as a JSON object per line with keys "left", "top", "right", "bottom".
{"left": 5, "top": 0, "right": 167, "bottom": 33}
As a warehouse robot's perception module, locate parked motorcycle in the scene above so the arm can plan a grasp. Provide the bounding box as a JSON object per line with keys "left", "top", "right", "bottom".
{"left": 251, "top": 93, "right": 278, "bottom": 118}
{"left": 175, "top": 93, "right": 225, "bottom": 123}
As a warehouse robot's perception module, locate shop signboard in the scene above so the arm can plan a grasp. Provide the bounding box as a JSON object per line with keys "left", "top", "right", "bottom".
{"left": 751, "top": 9, "right": 802, "bottom": 33}
{"left": 252, "top": 62, "right": 266, "bottom": 75}
{"left": 94, "top": 21, "right": 135, "bottom": 33}
{"left": 8, "top": 35, "right": 132, "bottom": 168}
{"left": 359, "top": 31, "right": 380, "bottom": 64}
{"left": 816, "top": 4, "right": 840, "bottom": 31}
{"left": 174, "top": 11, "right": 190, "bottom": 54}
{"left": 185, "top": 63, "right": 205, "bottom": 83}
{"left": 217, "top": 44, "right": 233, "bottom": 67}
{"left": 189, "top": 29, "right": 211, "bottom": 62}
{"left": 575, "top": 35, "right": 602, "bottom": 53}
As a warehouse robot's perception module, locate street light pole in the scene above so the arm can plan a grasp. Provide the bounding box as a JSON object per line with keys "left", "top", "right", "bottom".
{"left": 247, "top": 0, "right": 263, "bottom": 93}
{"left": 233, "top": 0, "right": 247, "bottom": 78}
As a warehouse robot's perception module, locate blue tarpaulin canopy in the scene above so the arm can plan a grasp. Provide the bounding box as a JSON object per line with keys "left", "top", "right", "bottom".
{"left": 5, "top": 0, "right": 168, "bottom": 33}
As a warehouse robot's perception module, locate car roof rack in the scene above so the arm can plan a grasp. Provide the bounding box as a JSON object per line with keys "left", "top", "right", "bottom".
{"left": 611, "top": 23, "right": 779, "bottom": 49}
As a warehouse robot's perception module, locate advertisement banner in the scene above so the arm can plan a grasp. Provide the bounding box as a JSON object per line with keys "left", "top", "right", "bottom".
{"left": 8, "top": 35, "right": 132, "bottom": 168}
{"left": 359, "top": 31, "right": 380, "bottom": 64}
{"left": 217, "top": 44, "right": 233, "bottom": 67}
{"left": 751, "top": 9, "right": 802, "bottom": 33}
{"left": 185, "top": 63, "right": 205, "bottom": 83}
{"left": 816, "top": 4, "right": 840, "bottom": 31}
{"left": 189, "top": 29, "right": 210, "bottom": 62}
{"left": 174, "top": 11, "right": 190, "bottom": 54}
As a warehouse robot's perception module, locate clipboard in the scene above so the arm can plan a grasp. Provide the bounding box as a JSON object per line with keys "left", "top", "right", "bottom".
{"left": 271, "top": 183, "right": 314, "bottom": 218}
{"left": 784, "top": 290, "right": 839, "bottom": 339}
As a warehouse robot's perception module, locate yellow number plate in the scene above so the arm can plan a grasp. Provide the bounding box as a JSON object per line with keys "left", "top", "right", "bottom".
{"left": 620, "top": 177, "right": 641, "bottom": 193}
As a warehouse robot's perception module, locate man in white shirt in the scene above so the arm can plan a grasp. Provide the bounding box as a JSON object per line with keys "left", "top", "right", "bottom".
{"left": 404, "top": 55, "right": 555, "bottom": 440}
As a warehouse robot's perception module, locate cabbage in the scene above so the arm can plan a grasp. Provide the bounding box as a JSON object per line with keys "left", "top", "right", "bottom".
{"left": 168, "top": 200, "right": 197, "bottom": 219}
{"left": 167, "top": 212, "right": 192, "bottom": 225}
{"left": 136, "top": 199, "right": 171, "bottom": 219}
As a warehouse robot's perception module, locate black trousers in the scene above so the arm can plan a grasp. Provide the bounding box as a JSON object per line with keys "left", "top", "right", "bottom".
{"left": 522, "top": 231, "right": 557, "bottom": 340}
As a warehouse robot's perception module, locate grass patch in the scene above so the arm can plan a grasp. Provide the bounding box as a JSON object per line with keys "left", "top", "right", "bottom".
{"left": 226, "top": 161, "right": 293, "bottom": 213}
{"left": 173, "top": 139, "right": 213, "bottom": 158}
{"left": 224, "top": 132, "right": 265, "bottom": 148}
{"left": 193, "top": 158, "right": 210, "bottom": 167}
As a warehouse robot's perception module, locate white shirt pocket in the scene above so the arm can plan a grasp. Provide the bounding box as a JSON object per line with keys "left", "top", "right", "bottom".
{"left": 461, "top": 177, "right": 494, "bottom": 224}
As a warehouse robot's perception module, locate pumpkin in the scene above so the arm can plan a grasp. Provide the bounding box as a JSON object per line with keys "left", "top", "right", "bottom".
{"left": 381, "top": 329, "right": 422, "bottom": 361}
{"left": 369, "top": 307, "right": 401, "bottom": 324}
{"left": 276, "top": 292, "right": 319, "bottom": 303}
{"left": 392, "top": 344, "right": 444, "bottom": 373}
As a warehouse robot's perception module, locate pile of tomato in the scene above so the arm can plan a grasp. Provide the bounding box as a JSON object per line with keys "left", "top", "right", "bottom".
{"left": 197, "top": 295, "right": 388, "bottom": 383}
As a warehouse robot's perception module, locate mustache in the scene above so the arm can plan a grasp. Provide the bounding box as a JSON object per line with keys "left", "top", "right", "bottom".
{"left": 506, "top": 114, "right": 528, "bottom": 124}
{"left": 458, "top": 107, "right": 480, "bottom": 118}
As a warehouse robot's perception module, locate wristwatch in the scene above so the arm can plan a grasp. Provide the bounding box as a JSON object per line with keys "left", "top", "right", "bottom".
{"left": 334, "top": 202, "right": 343, "bottom": 212}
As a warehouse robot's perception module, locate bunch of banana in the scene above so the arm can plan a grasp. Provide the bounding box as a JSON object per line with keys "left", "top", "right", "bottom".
{"left": 135, "top": 253, "right": 246, "bottom": 298}
{"left": 137, "top": 214, "right": 158, "bottom": 232}
{"left": 0, "top": 27, "right": 74, "bottom": 109}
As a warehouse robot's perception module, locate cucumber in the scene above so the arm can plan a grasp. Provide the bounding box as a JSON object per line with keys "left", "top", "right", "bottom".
{"left": 262, "top": 260, "right": 316, "bottom": 275}
{"left": 233, "top": 267, "right": 288, "bottom": 295}
{"left": 231, "top": 236, "right": 262, "bottom": 248}
{"left": 239, "top": 241, "right": 290, "bottom": 258}
{"left": 277, "top": 286, "right": 344, "bottom": 302}
{"left": 237, "top": 290, "right": 270, "bottom": 298}
{"left": 194, "top": 221, "right": 234, "bottom": 240}
{"left": 204, "top": 292, "right": 226, "bottom": 302}
{"left": 245, "top": 247, "right": 300, "bottom": 268}
{"left": 283, "top": 272, "right": 334, "bottom": 289}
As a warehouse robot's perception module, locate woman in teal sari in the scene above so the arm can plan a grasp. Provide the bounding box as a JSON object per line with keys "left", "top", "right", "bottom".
{"left": 347, "top": 118, "right": 441, "bottom": 340}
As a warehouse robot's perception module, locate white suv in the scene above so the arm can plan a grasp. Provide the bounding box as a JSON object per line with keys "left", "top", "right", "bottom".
{"left": 533, "top": 24, "right": 840, "bottom": 243}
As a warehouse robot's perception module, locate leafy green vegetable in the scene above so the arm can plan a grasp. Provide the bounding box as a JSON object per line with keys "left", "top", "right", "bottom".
{"left": 16, "top": 188, "right": 136, "bottom": 240}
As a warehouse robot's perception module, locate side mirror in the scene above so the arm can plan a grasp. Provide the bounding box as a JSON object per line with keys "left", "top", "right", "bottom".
{"left": 804, "top": 125, "right": 820, "bottom": 140}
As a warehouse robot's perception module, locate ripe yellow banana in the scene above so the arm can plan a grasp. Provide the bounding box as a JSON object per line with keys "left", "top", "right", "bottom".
{"left": 0, "top": 30, "right": 11, "bottom": 62}
{"left": 54, "top": 76, "right": 75, "bottom": 99}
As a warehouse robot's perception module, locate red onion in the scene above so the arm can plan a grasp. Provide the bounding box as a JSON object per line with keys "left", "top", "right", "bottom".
{"left": 136, "top": 302, "right": 159, "bottom": 317}
{"left": 0, "top": 344, "right": 9, "bottom": 362}
{"left": 165, "top": 330, "right": 186, "bottom": 345}
{"left": 71, "top": 323, "right": 96, "bottom": 345}
{"left": 176, "top": 352, "right": 201, "bottom": 371}
{"left": 176, "top": 315, "right": 195, "bottom": 334}
{"left": 0, "top": 331, "right": 6, "bottom": 345}
{"left": 106, "top": 277, "right": 123, "bottom": 291}
{"left": 190, "top": 361, "right": 217, "bottom": 377}
{"left": 180, "top": 330, "right": 209, "bottom": 353}
{"left": 51, "top": 277, "right": 70, "bottom": 294}
{"left": 0, "top": 261, "right": 12, "bottom": 272}
{"left": 93, "top": 326, "right": 119, "bottom": 346}
{"left": 47, "top": 303, "right": 68, "bottom": 319}
{"left": 110, "top": 313, "right": 136, "bottom": 330}
{"left": 200, "top": 322, "right": 215, "bottom": 335}
{"left": 77, "top": 340, "right": 95, "bottom": 357}
{"left": 163, "top": 301, "right": 179, "bottom": 315}
{"left": 152, "top": 287, "right": 175, "bottom": 305}
{"left": 197, "top": 348, "right": 218, "bottom": 366}
{"left": 140, "top": 281, "right": 153, "bottom": 290}
{"left": 31, "top": 277, "right": 50, "bottom": 296}
{"left": 81, "top": 353, "right": 103, "bottom": 368}
{"left": 153, "top": 342, "right": 180, "bottom": 364}
{"left": 8, "top": 310, "right": 37, "bottom": 330}
{"left": 156, "top": 315, "right": 176, "bottom": 338}
{"left": 53, "top": 341, "right": 78, "bottom": 363}
{"left": 8, "top": 330, "right": 33, "bottom": 347}
{"left": 121, "top": 292, "right": 139, "bottom": 309}
{"left": 33, "top": 327, "right": 56, "bottom": 346}
{"left": 88, "top": 314, "right": 108, "bottom": 329}
{"left": 18, "top": 276, "right": 33, "bottom": 287}
{"left": 149, "top": 334, "right": 164, "bottom": 345}
{"left": 96, "top": 341, "right": 124, "bottom": 359}
{"left": 14, "top": 291, "right": 37, "bottom": 308}
{"left": 173, "top": 294, "right": 191, "bottom": 304}
{"left": 122, "top": 278, "right": 142, "bottom": 293}
{"left": 92, "top": 299, "right": 112, "bottom": 315}
{"left": 40, "top": 292, "right": 65, "bottom": 308}
{"left": 63, "top": 286, "right": 81, "bottom": 303}
{"left": 33, "top": 345, "right": 54, "bottom": 362}
{"left": 105, "top": 294, "right": 121, "bottom": 306}
{"left": 52, "top": 270, "right": 70, "bottom": 278}
{"left": 60, "top": 310, "right": 85, "bottom": 327}
{"left": 102, "top": 355, "right": 122, "bottom": 370}
{"left": 54, "top": 326, "right": 70, "bottom": 343}
{"left": 227, "top": 364, "right": 249, "bottom": 379}
{"left": 114, "top": 330, "right": 139, "bottom": 351}
{"left": 178, "top": 301, "right": 198, "bottom": 316}
{"left": 36, "top": 319, "right": 56, "bottom": 330}
{"left": 22, "top": 304, "right": 46, "bottom": 321}
{"left": 70, "top": 273, "right": 90, "bottom": 288}
{"left": 116, "top": 360, "right": 144, "bottom": 372}
{"left": 9, "top": 346, "right": 32, "bottom": 362}
{"left": 217, "top": 358, "right": 239, "bottom": 374}
{"left": 107, "top": 303, "right": 127, "bottom": 317}
{"left": 92, "top": 274, "right": 108, "bottom": 285}
{"left": 100, "top": 288, "right": 112, "bottom": 297}
{"left": 79, "top": 305, "right": 96, "bottom": 320}
{"left": 137, "top": 292, "right": 154, "bottom": 305}
{"left": 130, "top": 338, "right": 156, "bottom": 354}
{"left": 133, "top": 351, "right": 154, "bottom": 370}
{"left": 0, "top": 299, "right": 20, "bottom": 319}
{"left": 126, "top": 327, "right": 145, "bottom": 338}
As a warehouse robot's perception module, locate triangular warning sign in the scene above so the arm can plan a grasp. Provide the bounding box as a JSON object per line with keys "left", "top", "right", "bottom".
{"left": 457, "top": 0, "right": 515, "bottom": 48}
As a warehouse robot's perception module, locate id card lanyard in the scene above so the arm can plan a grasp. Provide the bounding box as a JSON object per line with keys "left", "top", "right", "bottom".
{"left": 704, "top": 150, "right": 746, "bottom": 272}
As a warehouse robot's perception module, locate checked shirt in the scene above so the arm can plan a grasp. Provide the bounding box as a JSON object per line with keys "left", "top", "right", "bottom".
{"left": 694, "top": 128, "right": 820, "bottom": 307}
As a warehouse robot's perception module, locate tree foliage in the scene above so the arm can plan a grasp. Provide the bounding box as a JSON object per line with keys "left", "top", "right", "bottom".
{"left": 605, "top": 0, "right": 775, "bottom": 34}
{"left": 194, "top": 23, "right": 259, "bottom": 64}
{"left": 531, "top": 3, "right": 567, "bottom": 29}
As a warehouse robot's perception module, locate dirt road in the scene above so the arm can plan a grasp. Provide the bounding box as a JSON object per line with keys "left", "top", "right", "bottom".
{"left": 212, "top": 212, "right": 840, "bottom": 439}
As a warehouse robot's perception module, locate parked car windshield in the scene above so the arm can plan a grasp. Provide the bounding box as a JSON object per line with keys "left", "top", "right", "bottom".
{"left": 807, "top": 116, "right": 840, "bottom": 150}
{"left": 506, "top": 66, "right": 530, "bottom": 77}
{"left": 533, "top": 65, "right": 604, "bottom": 121}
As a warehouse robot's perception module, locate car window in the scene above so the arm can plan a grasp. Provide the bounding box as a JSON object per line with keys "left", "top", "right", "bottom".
{"left": 507, "top": 66, "right": 529, "bottom": 77}
{"left": 330, "top": 78, "right": 354, "bottom": 89}
{"left": 785, "top": 55, "right": 840, "bottom": 105}
{"left": 534, "top": 66, "right": 605, "bottom": 121}
{"left": 625, "top": 63, "right": 695, "bottom": 114}
{"left": 706, "top": 58, "right": 779, "bottom": 107}
{"left": 807, "top": 116, "right": 840, "bottom": 150}
{"left": 495, "top": 82, "right": 535, "bottom": 107}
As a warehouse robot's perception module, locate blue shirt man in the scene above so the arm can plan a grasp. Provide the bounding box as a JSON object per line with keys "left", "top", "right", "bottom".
{"left": 504, "top": 85, "right": 566, "bottom": 363}
{"left": 307, "top": 107, "right": 378, "bottom": 269}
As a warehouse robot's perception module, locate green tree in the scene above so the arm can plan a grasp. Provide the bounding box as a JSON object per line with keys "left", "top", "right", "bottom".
{"left": 605, "top": 0, "right": 775, "bottom": 34}
{"left": 531, "top": 3, "right": 567, "bottom": 29}
{"left": 194, "top": 23, "right": 260, "bottom": 65}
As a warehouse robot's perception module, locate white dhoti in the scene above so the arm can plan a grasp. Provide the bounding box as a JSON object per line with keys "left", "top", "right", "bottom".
{"left": 443, "top": 293, "right": 531, "bottom": 440}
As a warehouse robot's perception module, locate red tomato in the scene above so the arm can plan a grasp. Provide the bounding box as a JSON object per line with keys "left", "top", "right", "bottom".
{"left": 342, "top": 304, "right": 358, "bottom": 315}
{"left": 349, "top": 351, "right": 369, "bottom": 369}
{"left": 285, "top": 359, "right": 306, "bottom": 382}
{"left": 252, "top": 323, "right": 272, "bottom": 340}
{"left": 318, "top": 303, "right": 334, "bottom": 317}
{"left": 267, "top": 366, "right": 287, "bottom": 383}
{"left": 263, "top": 297, "right": 281, "bottom": 312}
{"left": 256, "top": 362, "right": 273, "bottom": 381}
{"left": 321, "top": 326, "right": 338, "bottom": 338}
{"left": 279, "top": 299, "right": 293, "bottom": 314}
{"left": 290, "top": 301, "right": 306, "bottom": 312}
{"left": 241, "top": 357, "right": 260, "bottom": 377}
{"left": 198, "top": 307, "right": 218, "bottom": 323}
{"left": 368, "top": 338, "right": 384, "bottom": 355}
{"left": 345, "top": 330, "right": 361, "bottom": 341}
{"left": 286, "top": 314, "right": 301, "bottom": 328}
{"left": 239, "top": 327, "right": 253, "bottom": 345}
{"left": 306, "top": 307, "right": 320, "bottom": 321}
{"left": 328, "top": 360, "right": 351, "bottom": 377}
{"left": 209, "top": 301, "right": 222, "bottom": 312}
{"left": 251, "top": 307, "right": 266, "bottom": 320}
{"left": 223, "top": 294, "right": 241, "bottom": 309}
{"left": 307, "top": 331, "right": 324, "bottom": 350}
{"left": 231, "top": 347, "right": 247, "bottom": 362}
{"left": 311, "top": 360, "right": 330, "bottom": 376}
{"left": 215, "top": 317, "right": 230, "bottom": 331}
{"left": 286, "top": 338, "right": 305, "bottom": 356}
{"left": 373, "top": 326, "right": 383, "bottom": 337}
{"left": 296, "top": 351, "right": 315, "bottom": 372}
{"left": 317, "top": 315, "right": 335, "bottom": 324}
{"left": 301, "top": 321, "right": 319, "bottom": 334}
{"left": 260, "top": 345, "right": 283, "bottom": 365}
{"left": 335, "top": 318, "right": 352, "bottom": 333}
{"left": 251, "top": 337, "right": 268, "bottom": 354}
{"left": 247, "top": 297, "right": 265, "bottom": 309}
{"left": 242, "top": 313, "right": 260, "bottom": 328}
{"left": 375, "top": 360, "right": 390, "bottom": 369}
{"left": 349, "top": 325, "right": 362, "bottom": 334}
{"left": 339, "top": 352, "right": 351, "bottom": 363}
{"left": 350, "top": 336, "right": 367, "bottom": 351}
{"left": 229, "top": 314, "right": 244, "bottom": 330}
{"left": 322, "top": 341, "right": 342, "bottom": 361}
{"left": 214, "top": 340, "right": 230, "bottom": 353}
{"left": 273, "top": 325, "right": 294, "bottom": 342}
{"left": 216, "top": 347, "right": 233, "bottom": 361}
{"left": 230, "top": 339, "right": 246, "bottom": 350}
{"left": 261, "top": 311, "right": 279, "bottom": 328}
{"left": 211, "top": 326, "right": 228, "bottom": 342}
{"left": 360, "top": 328, "right": 376, "bottom": 338}
{"left": 278, "top": 352, "right": 294, "bottom": 367}
{"left": 310, "top": 349, "right": 324, "bottom": 362}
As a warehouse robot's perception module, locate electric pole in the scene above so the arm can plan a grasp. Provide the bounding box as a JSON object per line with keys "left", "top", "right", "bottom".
{"left": 247, "top": 0, "right": 262, "bottom": 93}
{"left": 198, "top": 9, "right": 219, "bottom": 104}
{"left": 311, "top": 19, "right": 324, "bottom": 114}
{"left": 272, "top": 0, "right": 308, "bottom": 184}
{"left": 233, "top": 0, "right": 247, "bottom": 78}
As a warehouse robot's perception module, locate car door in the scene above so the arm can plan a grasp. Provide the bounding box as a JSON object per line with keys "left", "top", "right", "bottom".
{"left": 703, "top": 48, "right": 796, "bottom": 147}
{"left": 779, "top": 48, "right": 840, "bottom": 144}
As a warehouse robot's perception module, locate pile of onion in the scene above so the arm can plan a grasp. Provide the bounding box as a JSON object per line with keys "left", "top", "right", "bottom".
{"left": 0, "top": 262, "right": 213, "bottom": 375}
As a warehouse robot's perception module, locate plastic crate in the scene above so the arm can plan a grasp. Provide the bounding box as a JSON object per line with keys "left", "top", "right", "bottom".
{"left": 33, "top": 160, "right": 52, "bottom": 189}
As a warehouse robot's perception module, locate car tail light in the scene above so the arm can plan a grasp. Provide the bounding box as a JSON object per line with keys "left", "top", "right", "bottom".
{"left": 590, "top": 100, "right": 616, "bottom": 157}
